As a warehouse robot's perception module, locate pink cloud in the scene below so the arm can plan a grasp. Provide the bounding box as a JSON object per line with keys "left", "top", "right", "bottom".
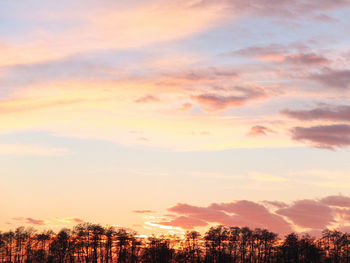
{"left": 320, "top": 195, "right": 350, "bottom": 207}
{"left": 133, "top": 210, "right": 155, "bottom": 214}
{"left": 232, "top": 45, "right": 328, "bottom": 65}
{"left": 154, "top": 195, "right": 350, "bottom": 235}
{"left": 25, "top": 217, "right": 46, "bottom": 226}
{"left": 168, "top": 203, "right": 231, "bottom": 223}
{"left": 282, "top": 104, "right": 350, "bottom": 122}
{"left": 197, "top": 0, "right": 350, "bottom": 18}
{"left": 312, "top": 13, "right": 338, "bottom": 23}
{"left": 284, "top": 53, "right": 329, "bottom": 65}
{"left": 159, "top": 216, "right": 208, "bottom": 229}
{"left": 248, "top": 125, "right": 276, "bottom": 136}
{"left": 164, "top": 201, "right": 292, "bottom": 235}
{"left": 177, "top": 103, "right": 194, "bottom": 112}
{"left": 163, "top": 67, "right": 239, "bottom": 82}
{"left": 71, "top": 218, "right": 84, "bottom": 223}
{"left": 192, "top": 86, "right": 267, "bottom": 111}
{"left": 263, "top": 201, "right": 289, "bottom": 209}
{"left": 291, "top": 124, "right": 350, "bottom": 149}
{"left": 211, "top": 201, "right": 292, "bottom": 234}
{"left": 232, "top": 44, "right": 288, "bottom": 59}
{"left": 276, "top": 199, "right": 334, "bottom": 229}
{"left": 134, "top": 95, "right": 160, "bottom": 103}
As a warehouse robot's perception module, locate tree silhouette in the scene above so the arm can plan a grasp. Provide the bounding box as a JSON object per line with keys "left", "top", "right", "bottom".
{"left": 0, "top": 223, "right": 349, "bottom": 262}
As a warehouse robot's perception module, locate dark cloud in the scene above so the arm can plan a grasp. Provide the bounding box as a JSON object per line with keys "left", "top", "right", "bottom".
{"left": 282, "top": 104, "right": 350, "bottom": 122}
{"left": 310, "top": 68, "right": 350, "bottom": 89}
{"left": 291, "top": 124, "right": 350, "bottom": 149}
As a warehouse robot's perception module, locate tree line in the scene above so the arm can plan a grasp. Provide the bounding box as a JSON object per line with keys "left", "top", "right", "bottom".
{"left": 0, "top": 223, "right": 349, "bottom": 263}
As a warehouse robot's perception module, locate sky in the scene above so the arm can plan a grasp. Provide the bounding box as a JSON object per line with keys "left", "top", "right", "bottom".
{"left": 1, "top": 0, "right": 350, "bottom": 237}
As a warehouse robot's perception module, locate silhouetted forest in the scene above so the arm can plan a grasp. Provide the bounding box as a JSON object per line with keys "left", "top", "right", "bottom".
{"left": 1, "top": 223, "right": 349, "bottom": 263}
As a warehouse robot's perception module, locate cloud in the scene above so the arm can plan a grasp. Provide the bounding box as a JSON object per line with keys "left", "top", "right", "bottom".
{"left": 291, "top": 124, "right": 350, "bottom": 149}
{"left": 154, "top": 195, "right": 350, "bottom": 235}
{"left": 232, "top": 44, "right": 289, "bottom": 59}
{"left": 1, "top": 0, "right": 223, "bottom": 66}
{"left": 212, "top": 201, "right": 293, "bottom": 234}
{"left": 233, "top": 45, "right": 328, "bottom": 65}
{"left": 312, "top": 13, "right": 338, "bottom": 23}
{"left": 310, "top": 68, "right": 350, "bottom": 89}
{"left": 248, "top": 125, "right": 276, "bottom": 136}
{"left": 161, "top": 201, "right": 292, "bottom": 235}
{"left": 263, "top": 201, "right": 289, "bottom": 209}
{"left": 192, "top": 86, "right": 267, "bottom": 111}
{"left": 11, "top": 216, "right": 84, "bottom": 227}
{"left": 53, "top": 217, "right": 85, "bottom": 224}
{"left": 276, "top": 199, "right": 334, "bottom": 229}
{"left": 232, "top": 44, "right": 328, "bottom": 65}
{"left": 71, "top": 218, "right": 84, "bottom": 223}
{"left": 282, "top": 104, "right": 350, "bottom": 122}
{"left": 177, "top": 103, "right": 194, "bottom": 112}
{"left": 25, "top": 218, "right": 46, "bottom": 226}
{"left": 134, "top": 95, "right": 160, "bottom": 103}
{"left": 158, "top": 216, "right": 208, "bottom": 229}
{"left": 196, "top": 0, "right": 350, "bottom": 19}
{"left": 320, "top": 195, "right": 350, "bottom": 207}
{"left": 163, "top": 67, "right": 239, "bottom": 82}
{"left": 284, "top": 53, "right": 329, "bottom": 65}
{"left": 133, "top": 210, "right": 155, "bottom": 214}
{"left": 168, "top": 203, "right": 230, "bottom": 223}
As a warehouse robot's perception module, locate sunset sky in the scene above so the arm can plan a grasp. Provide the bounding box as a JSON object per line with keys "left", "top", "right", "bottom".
{"left": 1, "top": 0, "right": 350, "bottom": 237}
